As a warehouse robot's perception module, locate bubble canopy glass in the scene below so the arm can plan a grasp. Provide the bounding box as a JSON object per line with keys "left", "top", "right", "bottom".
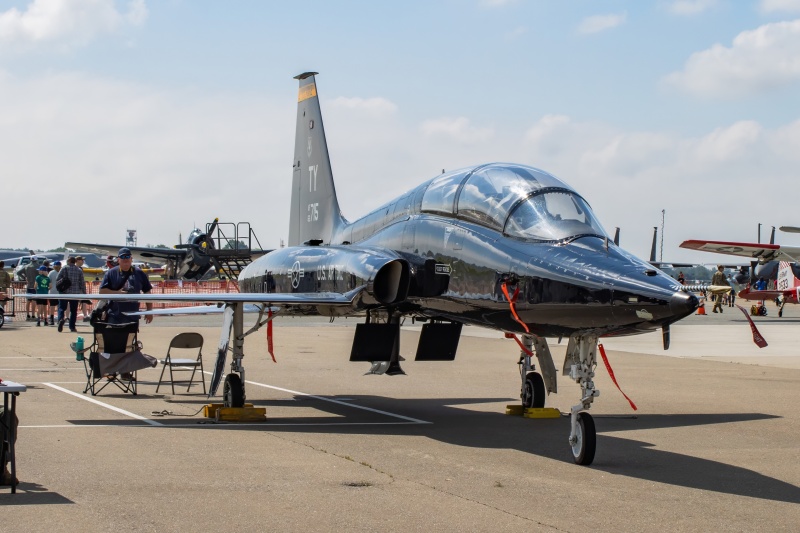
{"left": 420, "top": 163, "right": 609, "bottom": 242}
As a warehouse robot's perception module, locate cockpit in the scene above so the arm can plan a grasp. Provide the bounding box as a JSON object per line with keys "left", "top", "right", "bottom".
{"left": 420, "top": 163, "right": 608, "bottom": 243}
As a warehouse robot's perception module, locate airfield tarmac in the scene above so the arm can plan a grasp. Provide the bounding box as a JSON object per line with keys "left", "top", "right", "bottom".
{"left": 1, "top": 303, "right": 799, "bottom": 532}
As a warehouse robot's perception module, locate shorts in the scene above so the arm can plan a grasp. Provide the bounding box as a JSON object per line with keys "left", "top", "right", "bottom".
{"left": 49, "top": 299, "right": 59, "bottom": 306}
{"left": 81, "top": 300, "right": 92, "bottom": 305}
{"left": 35, "top": 298, "right": 48, "bottom": 305}
{"left": 26, "top": 288, "right": 36, "bottom": 294}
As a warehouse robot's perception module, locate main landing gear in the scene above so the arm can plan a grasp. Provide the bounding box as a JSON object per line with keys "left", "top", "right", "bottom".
{"left": 210, "top": 302, "right": 277, "bottom": 408}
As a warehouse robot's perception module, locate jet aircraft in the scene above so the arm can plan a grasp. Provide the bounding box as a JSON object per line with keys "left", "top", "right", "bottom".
{"left": 36, "top": 72, "right": 702, "bottom": 465}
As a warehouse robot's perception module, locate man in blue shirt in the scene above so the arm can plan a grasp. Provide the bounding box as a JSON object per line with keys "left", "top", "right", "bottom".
{"left": 99, "top": 248, "right": 154, "bottom": 326}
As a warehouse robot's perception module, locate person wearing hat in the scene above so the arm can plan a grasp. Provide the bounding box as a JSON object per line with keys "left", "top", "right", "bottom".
{"left": 56, "top": 256, "right": 87, "bottom": 333}
{"left": 99, "top": 247, "right": 154, "bottom": 326}
{"left": 34, "top": 265, "right": 51, "bottom": 326}
{"left": 711, "top": 265, "right": 730, "bottom": 313}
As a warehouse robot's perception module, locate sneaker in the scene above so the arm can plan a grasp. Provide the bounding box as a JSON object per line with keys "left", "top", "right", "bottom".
{"left": 83, "top": 316, "right": 90, "bottom": 322}
{"left": 49, "top": 318, "right": 54, "bottom": 325}
{"left": 69, "top": 328, "right": 78, "bottom": 333}
{"left": 57, "top": 318, "right": 65, "bottom": 332}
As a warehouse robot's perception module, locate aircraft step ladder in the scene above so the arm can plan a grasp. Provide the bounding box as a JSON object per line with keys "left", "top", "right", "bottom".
{"left": 208, "top": 221, "right": 265, "bottom": 281}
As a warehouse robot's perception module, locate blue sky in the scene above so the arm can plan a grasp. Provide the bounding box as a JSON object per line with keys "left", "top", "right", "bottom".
{"left": 2, "top": 0, "right": 800, "bottom": 263}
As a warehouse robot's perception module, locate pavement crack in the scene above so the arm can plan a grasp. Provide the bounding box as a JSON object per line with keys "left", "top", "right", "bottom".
{"left": 263, "top": 432, "right": 396, "bottom": 483}
{"left": 410, "top": 480, "right": 568, "bottom": 531}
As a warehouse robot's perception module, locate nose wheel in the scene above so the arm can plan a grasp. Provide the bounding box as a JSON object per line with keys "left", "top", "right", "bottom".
{"left": 570, "top": 412, "right": 596, "bottom": 465}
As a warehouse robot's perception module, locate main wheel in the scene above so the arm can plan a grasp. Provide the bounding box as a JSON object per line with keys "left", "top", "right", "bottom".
{"left": 571, "top": 412, "right": 596, "bottom": 466}
{"left": 223, "top": 373, "right": 244, "bottom": 408}
{"left": 522, "top": 372, "right": 545, "bottom": 409}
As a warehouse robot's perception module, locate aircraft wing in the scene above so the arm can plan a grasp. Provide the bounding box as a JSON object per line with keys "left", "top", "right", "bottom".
{"left": 65, "top": 242, "right": 185, "bottom": 263}
{"left": 680, "top": 240, "right": 800, "bottom": 263}
{"left": 22, "top": 290, "right": 359, "bottom": 306}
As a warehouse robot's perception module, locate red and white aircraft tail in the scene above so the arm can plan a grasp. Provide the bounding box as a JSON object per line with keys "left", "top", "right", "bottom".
{"left": 738, "top": 261, "right": 800, "bottom": 316}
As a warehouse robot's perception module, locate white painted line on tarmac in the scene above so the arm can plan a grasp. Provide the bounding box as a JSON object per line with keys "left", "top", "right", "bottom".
{"left": 243, "top": 378, "right": 432, "bottom": 424}
{"left": 21, "top": 421, "right": 424, "bottom": 429}
{"left": 42, "top": 383, "right": 164, "bottom": 427}
{"left": 0, "top": 368, "right": 69, "bottom": 371}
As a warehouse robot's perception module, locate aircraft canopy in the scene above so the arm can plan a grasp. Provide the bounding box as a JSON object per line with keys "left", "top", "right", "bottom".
{"left": 419, "top": 163, "right": 608, "bottom": 242}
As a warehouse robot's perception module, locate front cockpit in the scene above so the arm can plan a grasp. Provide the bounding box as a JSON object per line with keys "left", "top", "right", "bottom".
{"left": 420, "top": 163, "right": 609, "bottom": 243}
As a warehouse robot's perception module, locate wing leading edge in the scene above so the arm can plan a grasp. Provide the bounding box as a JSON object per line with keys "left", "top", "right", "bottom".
{"left": 680, "top": 239, "right": 800, "bottom": 262}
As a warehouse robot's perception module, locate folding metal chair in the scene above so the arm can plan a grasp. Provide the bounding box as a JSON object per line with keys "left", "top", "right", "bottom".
{"left": 77, "top": 322, "right": 142, "bottom": 396}
{"left": 156, "top": 332, "right": 206, "bottom": 394}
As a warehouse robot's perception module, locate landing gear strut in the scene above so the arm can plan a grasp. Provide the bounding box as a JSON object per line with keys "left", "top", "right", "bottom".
{"left": 564, "top": 334, "right": 600, "bottom": 466}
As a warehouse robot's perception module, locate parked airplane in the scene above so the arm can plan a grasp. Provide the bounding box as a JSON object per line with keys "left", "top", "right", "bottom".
{"left": 67, "top": 219, "right": 268, "bottom": 280}
{"left": 37, "top": 72, "right": 705, "bottom": 466}
{"left": 680, "top": 229, "right": 800, "bottom": 285}
{"left": 736, "top": 261, "right": 800, "bottom": 317}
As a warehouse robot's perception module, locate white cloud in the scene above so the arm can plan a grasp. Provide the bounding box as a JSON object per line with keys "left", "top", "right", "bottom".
{"left": 665, "top": 0, "right": 719, "bottom": 15}
{"left": 576, "top": 12, "right": 627, "bottom": 35}
{"left": 0, "top": 0, "right": 147, "bottom": 49}
{"left": 1, "top": 68, "right": 797, "bottom": 263}
{"left": 759, "top": 0, "right": 800, "bottom": 13}
{"left": 420, "top": 117, "right": 495, "bottom": 144}
{"left": 328, "top": 96, "right": 397, "bottom": 118}
{"left": 663, "top": 19, "right": 800, "bottom": 98}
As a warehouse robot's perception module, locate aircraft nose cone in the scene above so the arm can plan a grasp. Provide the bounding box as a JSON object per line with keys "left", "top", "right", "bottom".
{"left": 670, "top": 291, "right": 699, "bottom": 317}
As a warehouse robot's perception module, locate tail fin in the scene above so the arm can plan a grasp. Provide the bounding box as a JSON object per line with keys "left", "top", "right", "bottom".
{"left": 288, "top": 72, "right": 346, "bottom": 246}
{"left": 777, "top": 261, "right": 800, "bottom": 290}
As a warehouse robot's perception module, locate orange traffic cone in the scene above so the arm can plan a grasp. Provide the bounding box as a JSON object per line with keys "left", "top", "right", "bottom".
{"left": 696, "top": 298, "right": 706, "bottom": 315}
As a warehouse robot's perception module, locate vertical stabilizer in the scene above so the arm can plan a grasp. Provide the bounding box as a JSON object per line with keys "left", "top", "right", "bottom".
{"left": 288, "top": 72, "right": 346, "bottom": 246}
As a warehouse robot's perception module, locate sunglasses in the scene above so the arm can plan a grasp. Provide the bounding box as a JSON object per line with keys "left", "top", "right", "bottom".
{"left": 118, "top": 255, "right": 132, "bottom": 259}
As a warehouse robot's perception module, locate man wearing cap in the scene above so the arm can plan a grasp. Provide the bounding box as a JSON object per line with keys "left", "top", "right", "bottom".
{"left": 56, "top": 257, "right": 87, "bottom": 333}
{"left": 34, "top": 265, "right": 51, "bottom": 326}
{"left": 711, "top": 265, "right": 730, "bottom": 314}
{"left": 99, "top": 248, "right": 154, "bottom": 326}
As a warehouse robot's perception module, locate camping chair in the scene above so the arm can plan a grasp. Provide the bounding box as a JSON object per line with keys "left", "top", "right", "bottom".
{"left": 71, "top": 321, "right": 156, "bottom": 396}
{"left": 156, "top": 332, "right": 206, "bottom": 394}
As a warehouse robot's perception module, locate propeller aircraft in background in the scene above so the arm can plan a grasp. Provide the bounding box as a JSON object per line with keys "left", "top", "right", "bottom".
{"left": 67, "top": 218, "right": 269, "bottom": 281}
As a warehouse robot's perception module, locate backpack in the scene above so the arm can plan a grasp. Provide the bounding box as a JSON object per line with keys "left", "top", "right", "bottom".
{"left": 56, "top": 269, "right": 71, "bottom": 292}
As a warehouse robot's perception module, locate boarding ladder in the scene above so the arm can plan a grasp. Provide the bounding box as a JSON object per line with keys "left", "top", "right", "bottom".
{"left": 207, "top": 222, "right": 267, "bottom": 281}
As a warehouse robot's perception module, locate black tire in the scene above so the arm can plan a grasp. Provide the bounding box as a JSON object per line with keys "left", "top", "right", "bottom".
{"left": 223, "top": 373, "right": 244, "bottom": 408}
{"left": 522, "top": 372, "right": 545, "bottom": 409}
{"left": 571, "top": 412, "right": 596, "bottom": 466}
{"left": 0, "top": 313, "right": 4, "bottom": 328}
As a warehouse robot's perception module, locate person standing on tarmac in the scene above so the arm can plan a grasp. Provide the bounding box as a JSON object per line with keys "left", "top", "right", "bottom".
{"left": 711, "top": 265, "right": 730, "bottom": 313}
{"left": 56, "top": 256, "right": 87, "bottom": 333}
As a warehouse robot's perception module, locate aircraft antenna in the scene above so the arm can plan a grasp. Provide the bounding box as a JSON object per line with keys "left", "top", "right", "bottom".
{"left": 659, "top": 209, "right": 665, "bottom": 263}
